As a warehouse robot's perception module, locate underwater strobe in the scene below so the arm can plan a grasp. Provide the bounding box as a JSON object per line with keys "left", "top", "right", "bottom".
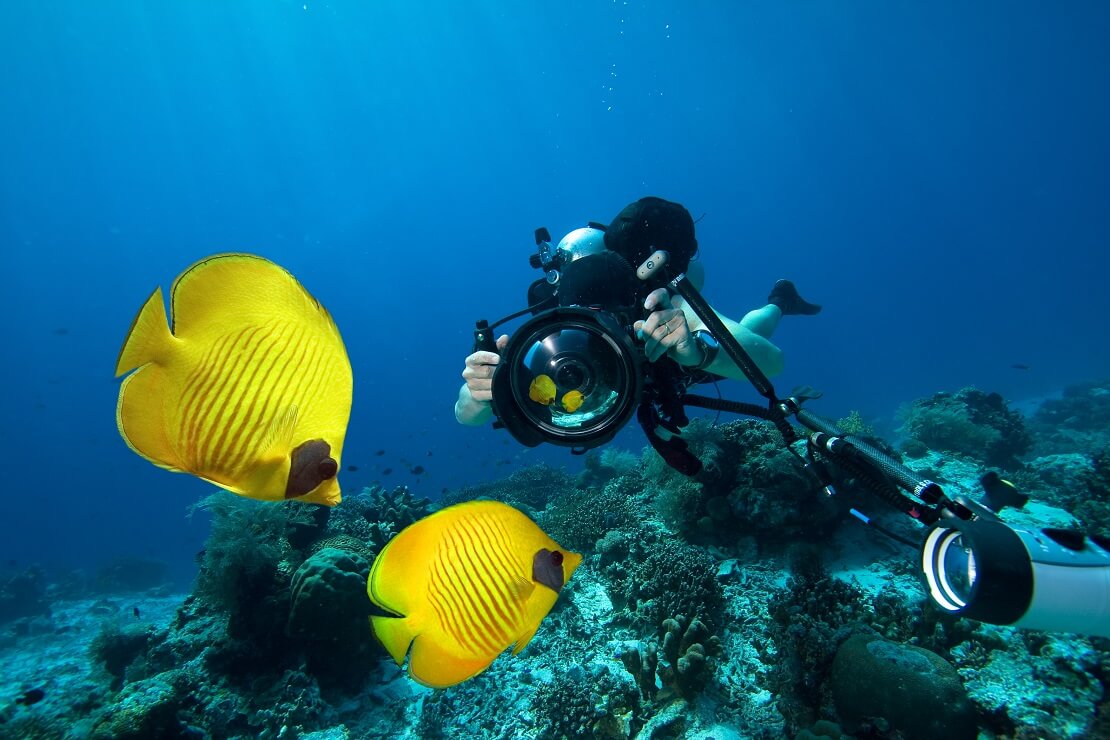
{"left": 921, "top": 496, "right": 1110, "bottom": 637}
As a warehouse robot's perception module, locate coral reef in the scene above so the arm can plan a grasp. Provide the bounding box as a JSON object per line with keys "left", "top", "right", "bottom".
{"left": 951, "top": 630, "right": 1106, "bottom": 737}
{"left": 442, "top": 463, "right": 573, "bottom": 516}
{"left": 530, "top": 668, "right": 639, "bottom": 740}
{"left": 90, "top": 622, "right": 151, "bottom": 691}
{"left": 1022, "top": 450, "right": 1110, "bottom": 538}
{"left": 597, "top": 525, "right": 723, "bottom": 630}
{"left": 898, "top": 387, "right": 1032, "bottom": 469}
{"left": 324, "top": 484, "right": 433, "bottom": 559}
{"left": 287, "top": 548, "right": 377, "bottom": 686}
{"left": 91, "top": 557, "right": 171, "bottom": 595}
{"left": 541, "top": 475, "right": 641, "bottom": 553}
{"left": 1029, "top": 378, "right": 1110, "bottom": 455}
{"left": 0, "top": 566, "right": 51, "bottom": 624}
{"left": 765, "top": 547, "right": 865, "bottom": 730}
{"left": 648, "top": 418, "right": 838, "bottom": 544}
{"left": 8, "top": 381, "right": 1110, "bottom": 739}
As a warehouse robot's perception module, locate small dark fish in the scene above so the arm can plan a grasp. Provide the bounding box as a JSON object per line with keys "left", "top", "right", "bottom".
{"left": 194, "top": 549, "right": 206, "bottom": 564}
{"left": 1011, "top": 363, "right": 1030, "bottom": 370}
{"left": 53, "top": 328, "right": 69, "bottom": 336}
{"left": 383, "top": 468, "right": 393, "bottom": 475}
{"left": 411, "top": 465, "right": 425, "bottom": 475}
{"left": 441, "top": 487, "right": 448, "bottom": 494}
{"left": 375, "top": 449, "right": 386, "bottom": 456}
{"left": 15, "top": 688, "right": 45, "bottom": 706}
{"left": 6, "top": 559, "right": 16, "bottom": 567}
{"left": 133, "top": 607, "right": 141, "bottom": 619}
{"left": 426, "top": 450, "right": 433, "bottom": 457}
{"left": 347, "top": 465, "right": 359, "bottom": 472}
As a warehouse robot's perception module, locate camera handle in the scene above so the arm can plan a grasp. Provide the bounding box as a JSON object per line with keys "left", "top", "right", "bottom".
{"left": 637, "top": 250, "right": 970, "bottom": 527}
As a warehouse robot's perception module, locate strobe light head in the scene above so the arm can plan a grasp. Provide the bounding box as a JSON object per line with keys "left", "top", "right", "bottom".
{"left": 921, "top": 513, "right": 1110, "bottom": 637}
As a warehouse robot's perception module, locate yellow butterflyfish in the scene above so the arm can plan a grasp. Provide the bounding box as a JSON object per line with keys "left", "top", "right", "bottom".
{"left": 561, "top": 389, "right": 584, "bottom": 413}
{"left": 528, "top": 374, "right": 556, "bottom": 406}
{"left": 114, "top": 253, "right": 352, "bottom": 506}
{"left": 368, "top": 500, "right": 582, "bottom": 688}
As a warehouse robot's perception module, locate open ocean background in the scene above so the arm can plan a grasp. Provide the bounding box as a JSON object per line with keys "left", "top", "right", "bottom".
{"left": 1, "top": 1, "right": 1108, "bottom": 589}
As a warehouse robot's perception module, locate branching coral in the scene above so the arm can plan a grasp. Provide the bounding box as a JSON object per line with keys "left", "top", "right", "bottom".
{"left": 530, "top": 669, "right": 639, "bottom": 740}
{"left": 188, "top": 492, "right": 288, "bottom": 615}
{"left": 765, "top": 547, "right": 865, "bottom": 730}
{"left": 324, "top": 484, "right": 433, "bottom": 559}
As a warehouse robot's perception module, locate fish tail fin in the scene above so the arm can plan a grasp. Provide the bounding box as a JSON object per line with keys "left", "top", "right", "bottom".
{"left": 117, "top": 367, "right": 184, "bottom": 471}
{"left": 116, "top": 287, "right": 174, "bottom": 376}
{"left": 371, "top": 615, "right": 417, "bottom": 666}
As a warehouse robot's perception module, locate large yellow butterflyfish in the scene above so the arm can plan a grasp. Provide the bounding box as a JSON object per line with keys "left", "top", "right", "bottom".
{"left": 114, "top": 253, "right": 352, "bottom": 506}
{"left": 368, "top": 500, "right": 582, "bottom": 688}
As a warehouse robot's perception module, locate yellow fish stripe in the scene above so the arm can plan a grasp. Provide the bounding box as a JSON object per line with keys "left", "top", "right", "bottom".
{"left": 440, "top": 526, "right": 510, "bottom": 654}
{"left": 218, "top": 323, "right": 315, "bottom": 471}
{"left": 428, "top": 558, "right": 486, "bottom": 655}
{"left": 453, "top": 518, "right": 520, "bottom": 637}
{"left": 467, "top": 514, "right": 527, "bottom": 621}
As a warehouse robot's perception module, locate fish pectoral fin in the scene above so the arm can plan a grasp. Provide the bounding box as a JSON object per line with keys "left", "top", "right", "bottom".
{"left": 512, "top": 622, "right": 543, "bottom": 656}
{"left": 512, "top": 587, "right": 560, "bottom": 655}
{"left": 370, "top": 615, "right": 417, "bottom": 666}
{"left": 409, "top": 634, "right": 497, "bottom": 689}
{"left": 261, "top": 405, "right": 299, "bottom": 458}
{"left": 508, "top": 574, "right": 536, "bottom": 602}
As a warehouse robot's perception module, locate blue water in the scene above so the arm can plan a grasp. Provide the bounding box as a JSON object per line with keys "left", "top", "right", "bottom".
{"left": 1, "top": 2, "right": 1108, "bottom": 586}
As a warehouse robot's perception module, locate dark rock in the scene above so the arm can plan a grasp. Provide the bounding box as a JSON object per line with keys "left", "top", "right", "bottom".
{"left": 831, "top": 634, "right": 976, "bottom": 740}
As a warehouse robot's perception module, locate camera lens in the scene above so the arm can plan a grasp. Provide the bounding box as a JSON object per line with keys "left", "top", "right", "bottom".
{"left": 555, "top": 361, "right": 586, "bottom": 390}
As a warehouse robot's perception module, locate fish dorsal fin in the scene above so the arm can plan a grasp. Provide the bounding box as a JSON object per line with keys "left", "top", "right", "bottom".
{"left": 115, "top": 287, "right": 175, "bottom": 377}
{"left": 168, "top": 253, "right": 336, "bottom": 340}
{"left": 262, "top": 405, "right": 299, "bottom": 458}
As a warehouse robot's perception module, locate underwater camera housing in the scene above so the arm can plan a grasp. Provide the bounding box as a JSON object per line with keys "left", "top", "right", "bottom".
{"left": 474, "top": 224, "right": 675, "bottom": 451}
{"left": 489, "top": 306, "right": 644, "bottom": 450}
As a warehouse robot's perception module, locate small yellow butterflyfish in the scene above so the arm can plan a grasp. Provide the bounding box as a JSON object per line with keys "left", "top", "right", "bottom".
{"left": 528, "top": 374, "right": 557, "bottom": 406}
{"left": 561, "top": 389, "right": 584, "bottom": 413}
{"left": 114, "top": 253, "right": 353, "bottom": 506}
{"left": 368, "top": 500, "right": 583, "bottom": 688}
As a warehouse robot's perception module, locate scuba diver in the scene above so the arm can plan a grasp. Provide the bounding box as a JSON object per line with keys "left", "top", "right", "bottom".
{"left": 454, "top": 196, "right": 822, "bottom": 427}
{"left": 454, "top": 196, "right": 1110, "bottom": 638}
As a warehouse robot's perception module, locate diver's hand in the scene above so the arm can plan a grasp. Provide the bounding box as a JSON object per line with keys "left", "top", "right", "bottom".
{"left": 461, "top": 334, "right": 509, "bottom": 402}
{"left": 635, "top": 289, "right": 701, "bottom": 365}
